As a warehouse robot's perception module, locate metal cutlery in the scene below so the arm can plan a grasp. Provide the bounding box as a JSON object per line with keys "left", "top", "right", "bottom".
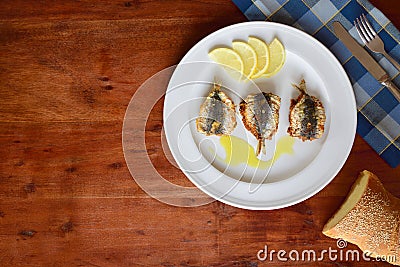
{"left": 333, "top": 21, "right": 400, "bottom": 102}
{"left": 354, "top": 14, "right": 400, "bottom": 71}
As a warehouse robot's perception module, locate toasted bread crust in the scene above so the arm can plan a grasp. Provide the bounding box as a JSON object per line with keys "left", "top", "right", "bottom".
{"left": 323, "top": 170, "right": 400, "bottom": 265}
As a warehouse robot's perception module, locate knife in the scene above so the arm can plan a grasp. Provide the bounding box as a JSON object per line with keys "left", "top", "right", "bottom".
{"left": 333, "top": 21, "right": 400, "bottom": 102}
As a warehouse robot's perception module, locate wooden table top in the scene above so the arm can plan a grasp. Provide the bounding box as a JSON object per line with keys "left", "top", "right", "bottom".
{"left": 1, "top": 0, "right": 399, "bottom": 266}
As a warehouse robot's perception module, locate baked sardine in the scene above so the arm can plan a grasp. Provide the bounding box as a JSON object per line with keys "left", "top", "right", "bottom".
{"left": 239, "top": 92, "right": 281, "bottom": 155}
{"left": 196, "top": 83, "right": 236, "bottom": 136}
{"left": 287, "top": 79, "right": 326, "bottom": 141}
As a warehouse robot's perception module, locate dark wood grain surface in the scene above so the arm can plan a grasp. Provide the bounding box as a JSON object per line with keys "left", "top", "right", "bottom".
{"left": 0, "top": 0, "right": 399, "bottom": 266}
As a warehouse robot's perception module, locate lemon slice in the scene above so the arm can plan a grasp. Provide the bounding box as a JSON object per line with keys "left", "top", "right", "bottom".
{"left": 262, "top": 38, "right": 285, "bottom": 78}
{"left": 248, "top": 37, "right": 270, "bottom": 79}
{"left": 208, "top": 47, "right": 244, "bottom": 80}
{"left": 232, "top": 41, "right": 257, "bottom": 79}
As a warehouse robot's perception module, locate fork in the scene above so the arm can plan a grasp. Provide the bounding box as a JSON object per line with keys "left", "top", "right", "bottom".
{"left": 354, "top": 14, "right": 400, "bottom": 71}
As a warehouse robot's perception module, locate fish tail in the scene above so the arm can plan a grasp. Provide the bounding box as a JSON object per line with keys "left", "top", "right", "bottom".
{"left": 256, "top": 139, "right": 265, "bottom": 156}
{"left": 292, "top": 79, "right": 307, "bottom": 93}
{"left": 213, "top": 77, "right": 222, "bottom": 91}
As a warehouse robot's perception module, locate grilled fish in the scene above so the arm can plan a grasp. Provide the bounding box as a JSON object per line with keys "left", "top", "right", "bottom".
{"left": 239, "top": 92, "right": 281, "bottom": 155}
{"left": 287, "top": 79, "right": 326, "bottom": 141}
{"left": 196, "top": 83, "right": 236, "bottom": 136}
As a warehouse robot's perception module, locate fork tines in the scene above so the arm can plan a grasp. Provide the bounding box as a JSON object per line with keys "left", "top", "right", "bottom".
{"left": 354, "top": 14, "right": 377, "bottom": 43}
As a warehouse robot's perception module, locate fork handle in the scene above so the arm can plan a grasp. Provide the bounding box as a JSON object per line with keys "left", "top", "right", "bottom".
{"left": 380, "top": 75, "right": 400, "bottom": 102}
{"left": 382, "top": 52, "right": 400, "bottom": 71}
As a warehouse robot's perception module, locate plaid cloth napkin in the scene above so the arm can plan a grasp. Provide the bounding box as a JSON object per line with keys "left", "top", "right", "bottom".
{"left": 232, "top": 0, "right": 400, "bottom": 167}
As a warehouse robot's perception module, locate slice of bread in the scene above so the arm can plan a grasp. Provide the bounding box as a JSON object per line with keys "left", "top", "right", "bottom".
{"left": 323, "top": 170, "right": 400, "bottom": 266}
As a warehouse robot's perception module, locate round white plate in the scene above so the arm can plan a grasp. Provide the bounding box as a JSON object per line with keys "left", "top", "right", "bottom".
{"left": 163, "top": 21, "right": 356, "bottom": 210}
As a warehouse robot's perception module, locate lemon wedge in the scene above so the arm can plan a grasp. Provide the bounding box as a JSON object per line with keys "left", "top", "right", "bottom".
{"left": 248, "top": 37, "right": 270, "bottom": 79}
{"left": 232, "top": 41, "right": 257, "bottom": 79}
{"left": 262, "top": 38, "right": 285, "bottom": 78}
{"left": 208, "top": 47, "right": 244, "bottom": 80}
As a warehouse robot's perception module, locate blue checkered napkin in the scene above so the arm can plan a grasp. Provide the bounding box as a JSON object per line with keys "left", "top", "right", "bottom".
{"left": 232, "top": 0, "right": 400, "bottom": 167}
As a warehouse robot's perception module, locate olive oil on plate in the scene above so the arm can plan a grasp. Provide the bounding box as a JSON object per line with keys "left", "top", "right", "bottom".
{"left": 219, "top": 135, "right": 295, "bottom": 168}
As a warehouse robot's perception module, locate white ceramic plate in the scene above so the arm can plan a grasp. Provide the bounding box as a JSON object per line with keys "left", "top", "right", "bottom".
{"left": 163, "top": 22, "right": 356, "bottom": 210}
